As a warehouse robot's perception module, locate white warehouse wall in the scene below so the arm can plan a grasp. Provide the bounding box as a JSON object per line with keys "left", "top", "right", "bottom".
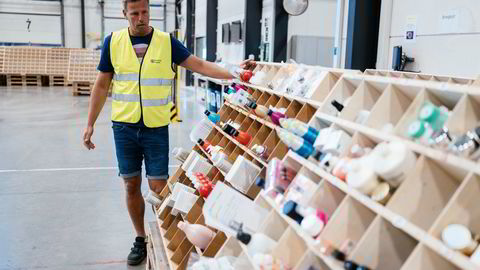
{"left": 377, "top": 0, "right": 480, "bottom": 77}
{"left": 217, "top": 0, "right": 245, "bottom": 64}
{"left": 0, "top": 0, "right": 176, "bottom": 49}
{"left": 287, "top": 0, "right": 337, "bottom": 61}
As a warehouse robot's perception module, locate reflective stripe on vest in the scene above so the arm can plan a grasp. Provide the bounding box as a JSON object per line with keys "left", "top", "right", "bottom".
{"left": 110, "top": 28, "right": 175, "bottom": 127}
{"left": 112, "top": 93, "right": 172, "bottom": 106}
{"left": 113, "top": 74, "right": 173, "bottom": 86}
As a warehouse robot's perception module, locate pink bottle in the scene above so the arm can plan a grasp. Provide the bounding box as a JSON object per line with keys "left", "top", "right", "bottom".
{"left": 177, "top": 221, "right": 216, "bottom": 249}
{"left": 267, "top": 109, "right": 286, "bottom": 125}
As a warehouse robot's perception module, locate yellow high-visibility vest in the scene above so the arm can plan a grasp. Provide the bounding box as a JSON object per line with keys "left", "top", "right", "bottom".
{"left": 110, "top": 28, "right": 175, "bottom": 127}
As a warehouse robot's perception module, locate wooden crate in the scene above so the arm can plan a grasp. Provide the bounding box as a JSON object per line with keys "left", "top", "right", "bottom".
{"left": 0, "top": 46, "right": 5, "bottom": 74}
{"left": 49, "top": 75, "right": 71, "bottom": 86}
{"left": 3, "top": 47, "right": 47, "bottom": 75}
{"left": 72, "top": 81, "right": 93, "bottom": 95}
{"left": 6, "top": 74, "right": 42, "bottom": 87}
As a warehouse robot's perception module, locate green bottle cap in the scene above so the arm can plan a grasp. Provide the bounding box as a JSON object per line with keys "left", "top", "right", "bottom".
{"left": 419, "top": 103, "right": 440, "bottom": 122}
{"left": 408, "top": 121, "right": 426, "bottom": 138}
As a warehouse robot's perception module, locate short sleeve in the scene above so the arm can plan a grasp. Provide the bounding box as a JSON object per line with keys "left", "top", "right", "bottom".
{"left": 171, "top": 37, "right": 191, "bottom": 65}
{"left": 97, "top": 34, "right": 114, "bottom": 72}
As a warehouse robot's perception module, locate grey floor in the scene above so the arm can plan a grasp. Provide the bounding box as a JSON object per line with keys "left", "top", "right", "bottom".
{"left": 0, "top": 86, "right": 204, "bottom": 270}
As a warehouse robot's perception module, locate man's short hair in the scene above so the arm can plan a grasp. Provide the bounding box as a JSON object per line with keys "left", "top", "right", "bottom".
{"left": 123, "top": 0, "right": 149, "bottom": 10}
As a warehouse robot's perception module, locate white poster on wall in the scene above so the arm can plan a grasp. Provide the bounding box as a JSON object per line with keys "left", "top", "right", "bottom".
{"left": 0, "top": 14, "right": 61, "bottom": 45}
{"left": 405, "top": 16, "right": 417, "bottom": 43}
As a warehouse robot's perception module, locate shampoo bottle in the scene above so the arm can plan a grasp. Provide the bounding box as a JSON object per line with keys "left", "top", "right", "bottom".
{"left": 204, "top": 110, "right": 220, "bottom": 124}
{"left": 278, "top": 118, "right": 319, "bottom": 144}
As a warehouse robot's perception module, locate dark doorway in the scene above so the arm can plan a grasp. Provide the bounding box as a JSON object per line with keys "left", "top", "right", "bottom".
{"left": 345, "top": 0, "right": 382, "bottom": 71}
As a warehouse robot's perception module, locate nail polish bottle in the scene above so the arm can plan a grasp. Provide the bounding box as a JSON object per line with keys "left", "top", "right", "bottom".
{"left": 197, "top": 139, "right": 211, "bottom": 152}
{"left": 248, "top": 102, "right": 269, "bottom": 119}
{"left": 267, "top": 109, "right": 287, "bottom": 125}
{"left": 222, "top": 123, "right": 252, "bottom": 146}
{"left": 204, "top": 110, "right": 220, "bottom": 124}
{"left": 276, "top": 128, "right": 319, "bottom": 159}
{"left": 278, "top": 118, "right": 319, "bottom": 144}
{"left": 283, "top": 201, "right": 327, "bottom": 238}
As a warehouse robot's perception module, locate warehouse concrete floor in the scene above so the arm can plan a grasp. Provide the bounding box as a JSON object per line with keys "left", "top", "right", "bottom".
{"left": 0, "top": 86, "right": 204, "bottom": 270}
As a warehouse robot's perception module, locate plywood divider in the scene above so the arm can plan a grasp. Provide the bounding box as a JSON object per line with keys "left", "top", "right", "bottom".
{"left": 296, "top": 103, "right": 317, "bottom": 124}
{"left": 285, "top": 100, "right": 303, "bottom": 119}
{"left": 339, "top": 81, "right": 383, "bottom": 123}
{"left": 258, "top": 210, "right": 290, "bottom": 241}
{"left": 386, "top": 156, "right": 467, "bottom": 231}
{"left": 202, "top": 232, "right": 227, "bottom": 257}
{"left": 320, "top": 77, "right": 359, "bottom": 117}
{"left": 265, "top": 94, "right": 281, "bottom": 109}
{"left": 307, "top": 179, "right": 346, "bottom": 218}
{"left": 429, "top": 173, "right": 480, "bottom": 243}
{"left": 238, "top": 115, "right": 253, "bottom": 132}
{"left": 400, "top": 244, "right": 461, "bottom": 270}
{"left": 365, "top": 84, "right": 416, "bottom": 131}
{"left": 165, "top": 215, "right": 182, "bottom": 241}
{"left": 309, "top": 71, "right": 341, "bottom": 102}
{"left": 394, "top": 88, "right": 463, "bottom": 138}
{"left": 349, "top": 216, "right": 418, "bottom": 270}
{"left": 318, "top": 196, "right": 376, "bottom": 256}
{"left": 256, "top": 91, "right": 272, "bottom": 106}
{"left": 445, "top": 94, "right": 480, "bottom": 136}
{"left": 272, "top": 227, "right": 308, "bottom": 269}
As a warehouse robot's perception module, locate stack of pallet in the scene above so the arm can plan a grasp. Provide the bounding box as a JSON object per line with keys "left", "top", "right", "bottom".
{"left": 3, "top": 47, "right": 46, "bottom": 86}
{"left": 67, "top": 49, "right": 100, "bottom": 95}
{"left": 46, "top": 48, "right": 75, "bottom": 87}
{"left": 0, "top": 47, "right": 5, "bottom": 85}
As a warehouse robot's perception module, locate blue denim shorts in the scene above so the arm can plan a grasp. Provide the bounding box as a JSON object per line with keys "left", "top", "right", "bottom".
{"left": 112, "top": 123, "right": 169, "bottom": 180}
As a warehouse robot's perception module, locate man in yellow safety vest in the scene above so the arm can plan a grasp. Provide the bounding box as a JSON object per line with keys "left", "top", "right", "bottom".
{"left": 82, "top": 0, "right": 254, "bottom": 265}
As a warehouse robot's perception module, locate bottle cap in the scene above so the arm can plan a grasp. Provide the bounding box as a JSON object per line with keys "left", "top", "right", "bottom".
{"left": 407, "top": 120, "right": 426, "bottom": 138}
{"left": 419, "top": 103, "right": 439, "bottom": 122}
{"left": 204, "top": 110, "right": 211, "bottom": 116}
{"left": 249, "top": 102, "right": 258, "bottom": 109}
{"left": 255, "top": 177, "right": 265, "bottom": 188}
{"left": 267, "top": 109, "right": 274, "bottom": 116}
{"left": 222, "top": 124, "right": 236, "bottom": 136}
{"left": 283, "top": 201, "right": 304, "bottom": 224}
{"left": 331, "top": 100, "right": 344, "bottom": 112}
{"left": 197, "top": 139, "right": 204, "bottom": 146}
{"left": 236, "top": 231, "right": 252, "bottom": 245}
{"left": 332, "top": 249, "right": 346, "bottom": 261}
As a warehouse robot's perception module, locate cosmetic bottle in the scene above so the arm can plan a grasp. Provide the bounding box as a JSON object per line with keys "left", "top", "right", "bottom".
{"left": 418, "top": 102, "right": 449, "bottom": 131}
{"left": 252, "top": 144, "right": 270, "bottom": 160}
{"left": 276, "top": 128, "right": 319, "bottom": 159}
{"left": 370, "top": 182, "right": 392, "bottom": 205}
{"left": 346, "top": 159, "right": 380, "bottom": 195}
{"left": 279, "top": 118, "right": 319, "bottom": 144}
{"left": 236, "top": 228, "right": 277, "bottom": 257}
{"left": 407, "top": 120, "right": 435, "bottom": 145}
{"left": 370, "top": 141, "right": 417, "bottom": 187}
{"left": 344, "top": 261, "right": 370, "bottom": 270}
{"left": 283, "top": 201, "right": 328, "bottom": 237}
{"left": 267, "top": 110, "right": 287, "bottom": 125}
{"left": 248, "top": 102, "right": 269, "bottom": 119}
{"left": 204, "top": 110, "right": 220, "bottom": 124}
{"left": 177, "top": 221, "right": 216, "bottom": 250}
{"left": 450, "top": 129, "right": 480, "bottom": 160}
{"left": 197, "top": 139, "right": 212, "bottom": 152}
{"left": 222, "top": 123, "right": 252, "bottom": 146}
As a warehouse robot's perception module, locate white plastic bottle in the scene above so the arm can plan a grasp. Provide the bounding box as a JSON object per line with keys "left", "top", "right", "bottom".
{"left": 177, "top": 221, "right": 216, "bottom": 250}
{"left": 236, "top": 231, "right": 277, "bottom": 257}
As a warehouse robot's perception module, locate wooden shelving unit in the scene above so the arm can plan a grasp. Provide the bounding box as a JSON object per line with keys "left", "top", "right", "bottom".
{"left": 147, "top": 62, "right": 480, "bottom": 270}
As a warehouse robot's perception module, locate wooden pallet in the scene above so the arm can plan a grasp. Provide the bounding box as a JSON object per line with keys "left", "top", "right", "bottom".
{"left": 6, "top": 74, "right": 42, "bottom": 86}
{"left": 72, "top": 81, "right": 93, "bottom": 95}
{"left": 49, "top": 75, "right": 71, "bottom": 86}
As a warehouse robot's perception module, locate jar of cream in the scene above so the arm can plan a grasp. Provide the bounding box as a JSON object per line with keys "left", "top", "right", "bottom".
{"left": 370, "top": 141, "right": 416, "bottom": 188}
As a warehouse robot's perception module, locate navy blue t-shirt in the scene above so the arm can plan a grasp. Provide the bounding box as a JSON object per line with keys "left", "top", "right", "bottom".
{"left": 99, "top": 29, "right": 191, "bottom": 127}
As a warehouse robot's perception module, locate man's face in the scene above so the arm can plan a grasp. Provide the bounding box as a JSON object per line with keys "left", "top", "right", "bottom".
{"left": 123, "top": 0, "right": 150, "bottom": 35}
